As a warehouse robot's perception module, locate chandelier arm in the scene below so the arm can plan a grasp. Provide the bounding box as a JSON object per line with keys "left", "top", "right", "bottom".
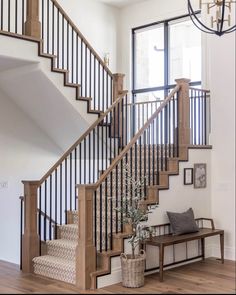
{"left": 223, "top": 25, "right": 236, "bottom": 33}
{"left": 219, "top": 0, "right": 226, "bottom": 34}
{"left": 188, "top": 6, "right": 216, "bottom": 34}
{"left": 188, "top": 0, "right": 217, "bottom": 33}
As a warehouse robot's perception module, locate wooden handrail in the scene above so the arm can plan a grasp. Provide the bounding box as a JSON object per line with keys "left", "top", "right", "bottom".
{"left": 189, "top": 87, "right": 210, "bottom": 93}
{"left": 37, "top": 209, "right": 57, "bottom": 225}
{"left": 126, "top": 100, "right": 164, "bottom": 106}
{"left": 81, "top": 85, "right": 180, "bottom": 190}
{"left": 50, "top": 0, "right": 113, "bottom": 77}
{"left": 39, "top": 90, "right": 128, "bottom": 185}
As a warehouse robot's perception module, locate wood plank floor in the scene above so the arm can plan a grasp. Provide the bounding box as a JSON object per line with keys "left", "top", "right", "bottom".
{"left": 0, "top": 258, "right": 235, "bottom": 294}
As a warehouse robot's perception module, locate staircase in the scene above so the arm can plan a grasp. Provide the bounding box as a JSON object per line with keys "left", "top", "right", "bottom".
{"left": 0, "top": 0, "right": 211, "bottom": 291}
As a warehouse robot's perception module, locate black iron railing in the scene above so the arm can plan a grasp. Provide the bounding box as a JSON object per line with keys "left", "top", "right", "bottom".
{"left": 34, "top": 92, "right": 129, "bottom": 248}
{"left": 189, "top": 87, "right": 210, "bottom": 145}
{"left": 91, "top": 86, "right": 180, "bottom": 253}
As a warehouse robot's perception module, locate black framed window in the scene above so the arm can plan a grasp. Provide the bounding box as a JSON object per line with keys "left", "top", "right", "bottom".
{"left": 132, "top": 13, "right": 201, "bottom": 102}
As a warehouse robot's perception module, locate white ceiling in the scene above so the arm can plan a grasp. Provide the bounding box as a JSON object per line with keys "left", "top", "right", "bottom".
{"left": 95, "top": 0, "right": 148, "bottom": 8}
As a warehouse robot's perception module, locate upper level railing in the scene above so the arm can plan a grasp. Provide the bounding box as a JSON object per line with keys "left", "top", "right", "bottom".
{"left": 0, "top": 0, "right": 114, "bottom": 112}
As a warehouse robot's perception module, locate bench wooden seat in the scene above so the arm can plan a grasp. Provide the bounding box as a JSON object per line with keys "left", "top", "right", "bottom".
{"left": 141, "top": 218, "right": 224, "bottom": 282}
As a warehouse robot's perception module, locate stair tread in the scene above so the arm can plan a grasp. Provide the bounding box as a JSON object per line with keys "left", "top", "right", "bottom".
{"left": 33, "top": 255, "right": 75, "bottom": 268}
{"left": 47, "top": 239, "right": 77, "bottom": 248}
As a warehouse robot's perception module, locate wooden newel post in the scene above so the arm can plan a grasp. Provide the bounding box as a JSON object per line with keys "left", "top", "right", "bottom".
{"left": 175, "top": 78, "right": 191, "bottom": 149}
{"left": 113, "top": 73, "right": 125, "bottom": 102}
{"left": 112, "top": 73, "right": 125, "bottom": 141}
{"left": 25, "top": 0, "right": 41, "bottom": 38}
{"left": 76, "top": 185, "right": 96, "bottom": 290}
{"left": 22, "top": 181, "right": 40, "bottom": 273}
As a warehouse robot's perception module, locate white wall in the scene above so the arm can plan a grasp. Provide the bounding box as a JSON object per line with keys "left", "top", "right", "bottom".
{"left": 208, "top": 32, "right": 236, "bottom": 260}
{"left": 0, "top": 89, "right": 62, "bottom": 264}
{"left": 57, "top": 0, "right": 119, "bottom": 72}
{"left": 117, "top": 0, "right": 235, "bottom": 260}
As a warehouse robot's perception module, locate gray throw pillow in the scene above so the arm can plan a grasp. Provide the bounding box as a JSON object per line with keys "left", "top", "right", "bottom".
{"left": 166, "top": 208, "right": 199, "bottom": 236}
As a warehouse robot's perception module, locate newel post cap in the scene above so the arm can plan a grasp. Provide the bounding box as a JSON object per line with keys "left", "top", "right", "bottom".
{"left": 175, "top": 78, "right": 191, "bottom": 84}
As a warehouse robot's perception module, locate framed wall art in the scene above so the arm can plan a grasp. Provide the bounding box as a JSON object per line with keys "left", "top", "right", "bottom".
{"left": 194, "top": 163, "right": 207, "bottom": 188}
{"left": 184, "top": 168, "right": 193, "bottom": 185}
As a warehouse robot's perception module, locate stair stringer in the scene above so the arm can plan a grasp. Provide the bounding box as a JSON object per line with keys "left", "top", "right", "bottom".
{"left": 90, "top": 145, "right": 189, "bottom": 289}
{"left": 0, "top": 32, "right": 102, "bottom": 119}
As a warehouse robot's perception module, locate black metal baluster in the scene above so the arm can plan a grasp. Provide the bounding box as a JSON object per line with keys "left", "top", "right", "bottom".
{"left": 97, "top": 126, "right": 100, "bottom": 180}
{"left": 204, "top": 92, "right": 207, "bottom": 145}
{"left": 105, "top": 178, "right": 108, "bottom": 251}
{"left": 15, "top": 0, "right": 18, "bottom": 33}
{"left": 152, "top": 120, "right": 155, "bottom": 185}
{"left": 160, "top": 110, "right": 163, "bottom": 171}
{"left": 93, "top": 129, "right": 95, "bottom": 182}
{"left": 60, "top": 164, "right": 62, "bottom": 225}
{"left": 99, "top": 185, "right": 103, "bottom": 252}
{"left": 94, "top": 190, "right": 97, "bottom": 249}
{"left": 57, "top": 8, "right": 60, "bottom": 68}
{"left": 102, "top": 68, "right": 105, "bottom": 111}
{"left": 165, "top": 105, "right": 168, "bottom": 171}
{"left": 1, "top": 0, "right": 3, "bottom": 31}
{"left": 94, "top": 57, "right": 96, "bottom": 110}
{"left": 55, "top": 169, "right": 57, "bottom": 238}
{"left": 39, "top": 186, "right": 42, "bottom": 253}
{"left": 52, "top": 3, "right": 55, "bottom": 55}
{"left": 89, "top": 133, "right": 91, "bottom": 183}
{"left": 90, "top": 51, "right": 92, "bottom": 99}
{"left": 176, "top": 92, "right": 179, "bottom": 157}
{"left": 101, "top": 124, "right": 104, "bottom": 174}
{"left": 194, "top": 90, "right": 197, "bottom": 145}
{"left": 44, "top": 180, "right": 47, "bottom": 241}
{"left": 67, "top": 21, "right": 69, "bottom": 71}
{"left": 76, "top": 34, "right": 78, "bottom": 84}
{"left": 74, "top": 147, "right": 77, "bottom": 209}
{"left": 71, "top": 29, "right": 74, "bottom": 83}
{"left": 49, "top": 175, "right": 52, "bottom": 239}
{"left": 81, "top": 40, "right": 83, "bottom": 96}
{"left": 65, "top": 158, "right": 67, "bottom": 224}
{"left": 84, "top": 139, "right": 86, "bottom": 183}
{"left": 110, "top": 172, "right": 113, "bottom": 249}
{"left": 147, "top": 127, "right": 150, "bottom": 186}
{"left": 120, "top": 159, "right": 124, "bottom": 233}
{"left": 47, "top": 0, "right": 49, "bottom": 54}
{"left": 79, "top": 143, "right": 82, "bottom": 184}
{"left": 70, "top": 152, "right": 72, "bottom": 211}
{"left": 8, "top": 0, "right": 10, "bottom": 32}
{"left": 115, "top": 164, "right": 118, "bottom": 233}
{"left": 198, "top": 90, "right": 201, "bottom": 145}
{"left": 98, "top": 63, "right": 101, "bottom": 110}
{"left": 85, "top": 45, "right": 87, "bottom": 97}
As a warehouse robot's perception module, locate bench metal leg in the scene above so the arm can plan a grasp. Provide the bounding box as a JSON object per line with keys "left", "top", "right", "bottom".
{"left": 201, "top": 238, "right": 205, "bottom": 260}
{"left": 220, "top": 233, "right": 224, "bottom": 264}
{"left": 159, "top": 245, "right": 164, "bottom": 282}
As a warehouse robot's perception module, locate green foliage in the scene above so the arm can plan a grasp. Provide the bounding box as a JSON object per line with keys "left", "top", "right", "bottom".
{"left": 115, "top": 163, "right": 158, "bottom": 259}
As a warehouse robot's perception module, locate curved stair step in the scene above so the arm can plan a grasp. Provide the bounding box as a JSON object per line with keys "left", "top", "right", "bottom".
{"left": 33, "top": 255, "right": 76, "bottom": 284}
{"left": 59, "top": 224, "right": 78, "bottom": 241}
{"left": 46, "top": 239, "right": 77, "bottom": 261}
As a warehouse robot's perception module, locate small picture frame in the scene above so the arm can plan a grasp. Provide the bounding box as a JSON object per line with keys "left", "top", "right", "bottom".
{"left": 184, "top": 168, "right": 193, "bottom": 185}
{"left": 194, "top": 163, "right": 207, "bottom": 188}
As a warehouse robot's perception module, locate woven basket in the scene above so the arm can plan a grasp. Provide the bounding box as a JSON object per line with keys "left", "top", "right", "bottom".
{"left": 120, "top": 250, "right": 146, "bottom": 288}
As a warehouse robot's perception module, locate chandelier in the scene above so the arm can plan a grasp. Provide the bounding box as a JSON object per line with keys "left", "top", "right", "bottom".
{"left": 188, "top": 0, "right": 236, "bottom": 36}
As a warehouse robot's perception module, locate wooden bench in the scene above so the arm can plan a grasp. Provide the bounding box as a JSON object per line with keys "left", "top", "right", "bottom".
{"left": 141, "top": 218, "right": 224, "bottom": 282}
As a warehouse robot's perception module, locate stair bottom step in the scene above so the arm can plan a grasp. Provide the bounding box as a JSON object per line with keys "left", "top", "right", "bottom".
{"left": 33, "top": 256, "right": 76, "bottom": 285}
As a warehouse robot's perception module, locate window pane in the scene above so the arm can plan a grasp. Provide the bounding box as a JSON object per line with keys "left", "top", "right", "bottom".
{"left": 134, "top": 25, "right": 165, "bottom": 89}
{"left": 169, "top": 19, "right": 201, "bottom": 84}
